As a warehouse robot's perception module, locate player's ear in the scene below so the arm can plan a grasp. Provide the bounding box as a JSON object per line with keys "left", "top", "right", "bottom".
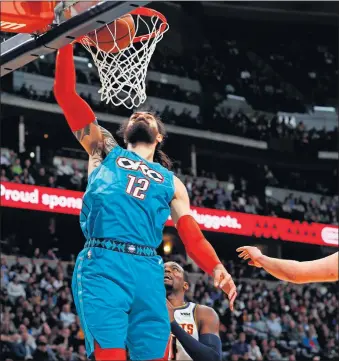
{"left": 156, "top": 133, "right": 163, "bottom": 144}
{"left": 183, "top": 282, "right": 189, "bottom": 292}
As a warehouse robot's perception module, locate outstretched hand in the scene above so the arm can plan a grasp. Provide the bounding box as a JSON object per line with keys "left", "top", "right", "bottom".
{"left": 236, "top": 246, "right": 263, "bottom": 267}
{"left": 213, "top": 264, "right": 237, "bottom": 311}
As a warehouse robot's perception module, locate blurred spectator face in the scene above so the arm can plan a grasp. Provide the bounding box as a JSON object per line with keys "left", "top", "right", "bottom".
{"left": 19, "top": 324, "right": 28, "bottom": 333}
{"left": 21, "top": 331, "right": 29, "bottom": 342}
{"left": 63, "top": 304, "right": 71, "bottom": 313}
{"left": 250, "top": 339, "right": 257, "bottom": 347}
{"left": 58, "top": 345, "right": 66, "bottom": 356}
{"left": 78, "top": 345, "right": 86, "bottom": 356}
{"left": 15, "top": 159, "right": 21, "bottom": 165}
{"left": 39, "top": 168, "right": 46, "bottom": 176}
{"left": 23, "top": 317, "right": 30, "bottom": 327}
{"left": 37, "top": 335, "right": 48, "bottom": 351}
{"left": 24, "top": 159, "right": 31, "bottom": 168}
{"left": 57, "top": 272, "right": 64, "bottom": 281}
{"left": 239, "top": 332, "right": 246, "bottom": 343}
{"left": 62, "top": 327, "right": 71, "bottom": 337}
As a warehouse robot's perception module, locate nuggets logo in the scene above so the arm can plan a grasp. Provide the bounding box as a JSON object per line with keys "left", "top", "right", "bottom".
{"left": 117, "top": 157, "right": 164, "bottom": 183}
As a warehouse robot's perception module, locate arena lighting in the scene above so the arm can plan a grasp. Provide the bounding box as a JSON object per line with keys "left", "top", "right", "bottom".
{"left": 163, "top": 241, "right": 172, "bottom": 255}
{"left": 1, "top": 182, "right": 338, "bottom": 248}
{"left": 313, "top": 106, "right": 336, "bottom": 112}
{"left": 30, "top": 152, "right": 35, "bottom": 158}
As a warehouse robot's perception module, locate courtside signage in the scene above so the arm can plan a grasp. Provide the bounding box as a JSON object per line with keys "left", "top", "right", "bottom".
{"left": 1, "top": 182, "right": 338, "bottom": 247}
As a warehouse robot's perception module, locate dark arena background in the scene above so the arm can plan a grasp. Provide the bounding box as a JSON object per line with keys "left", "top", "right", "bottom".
{"left": 0, "top": 1, "right": 338, "bottom": 361}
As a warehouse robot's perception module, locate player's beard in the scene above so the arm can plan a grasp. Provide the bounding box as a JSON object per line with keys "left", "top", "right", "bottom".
{"left": 165, "top": 283, "right": 174, "bottom": 294}
{"left": 125, "top": 121, "right": 157, "bottom": 145}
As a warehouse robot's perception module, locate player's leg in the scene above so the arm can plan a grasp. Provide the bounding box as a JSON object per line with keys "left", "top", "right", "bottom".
{"left": 127, "top": 255, "right": 170, "bottom": 361}
{"left": 72, "top": 248, "right": 135, "bottom": 360}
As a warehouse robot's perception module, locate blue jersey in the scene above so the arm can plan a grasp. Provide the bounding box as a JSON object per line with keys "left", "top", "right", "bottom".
{"left": 80, "top": 146, "right": 175, "bottom": 248}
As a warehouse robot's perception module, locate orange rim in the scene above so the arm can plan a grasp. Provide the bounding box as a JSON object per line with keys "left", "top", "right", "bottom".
{"left": 78, "top": 7, "right": 168, "bottom": 46}
{"left": 129, "top": 7, "right": 168, "bottom": 43}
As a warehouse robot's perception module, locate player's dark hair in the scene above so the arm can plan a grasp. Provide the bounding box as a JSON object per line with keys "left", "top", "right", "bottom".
{"left": 117, "top": 112, "right": 173, "bottom": 170}
{"left": 153, "top": 115, "right": 172, "bottom": 170}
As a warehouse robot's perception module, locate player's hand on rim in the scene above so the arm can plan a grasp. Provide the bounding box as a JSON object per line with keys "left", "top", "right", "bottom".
{"left": 213, "top": 264, "right": 237, "bottom": 311}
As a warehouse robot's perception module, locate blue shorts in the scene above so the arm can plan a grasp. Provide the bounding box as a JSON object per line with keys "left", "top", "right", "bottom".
{"left": 72, "top": 247, "right": 170, "bottom": 360}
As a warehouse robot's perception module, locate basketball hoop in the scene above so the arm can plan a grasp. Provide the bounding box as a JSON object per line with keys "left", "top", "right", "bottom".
{"left": 80, "top": 7, "right": 168, "bottom": 109}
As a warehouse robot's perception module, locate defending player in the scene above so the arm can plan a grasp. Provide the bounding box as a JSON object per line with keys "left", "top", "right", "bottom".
{"left": 165, "top": 262, "right": 222, "bottom": 361}
{"left": 53, "top": 44, "right": 237, "bottom": 361}
{"left": 237, "top": 246, "right": 338, "bottom": 283}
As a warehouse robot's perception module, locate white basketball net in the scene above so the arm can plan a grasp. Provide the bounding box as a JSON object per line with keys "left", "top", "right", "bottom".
{"left": 81, "top": 9, "right": 169, "bottom": 109}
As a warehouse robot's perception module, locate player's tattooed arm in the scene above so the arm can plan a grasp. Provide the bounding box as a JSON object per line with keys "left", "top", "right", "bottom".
{"left": 72, "top": 120, "right": 117, "bottom": 156}
{"left": 88, "top": 141, "right": 104, "bottom": 176}
{"left": 99, "top": 126, "right": 118, "bottom": 155}
{"left": 84, "top": 124, "right": 117, "bottom": 176}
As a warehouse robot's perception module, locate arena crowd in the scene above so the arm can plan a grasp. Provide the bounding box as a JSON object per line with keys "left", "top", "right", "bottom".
{"left": 1, "top": 252, "right": 338, "bottom": 361}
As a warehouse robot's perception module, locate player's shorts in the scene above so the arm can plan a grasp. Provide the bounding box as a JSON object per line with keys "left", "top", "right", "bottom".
{"left": 72, "top": 240, "right": 170, "bottom": 360}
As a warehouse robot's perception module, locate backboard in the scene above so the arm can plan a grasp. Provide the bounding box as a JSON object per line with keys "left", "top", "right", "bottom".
{"left": 0, "top": 0, "right": 150, "bottom": 77}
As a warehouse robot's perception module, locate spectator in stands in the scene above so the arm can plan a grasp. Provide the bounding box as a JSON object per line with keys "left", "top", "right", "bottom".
{"left": 266, "top": 313, "right": 282, "bottom": 338}
{"left": 15, "top": 329, "right": 35, "bottom": 360}
{"left": 1, "top": 169, "right": 9, "bottom": 181}
{"left": 232, "top": 332, "right": 250, "bottom": 359}
{"left": 48, "top": 176, "right": 57, "bottom": 188}
{"left": 35, "top": 167, "right": 49, "bottom": 187}
{"left": 11, "top": 158, "right": 23, "bottom": 176}
{"left": 57, "top": 159, "right": 74, "bottom": 177}
{"left": 1, "top": 152, "right": 11, "bottom": 167}
{"left": 23, "top": 159, "right": 35, "bottom": 176}
{"left": 60, "top": 304, "right": 76, "bottom": 328}
{"left": 267, "top": 340, "right": 283, "bottom": 360}
{"left": 70, "top": 170, "right": 83, "bottom": 190}
{"left": 33, "top": 335, "right": 57, "bottom": 361}
{"left": 7, "top": 276, "right": 26, "bottom": 303}
{"left": 248, "top": 339, "right": 263, "bottom": 361}
{"left": 302, "top": 327, "right": 321, "bottom": 354}
{"left": 20, "top": 168, "right": 35, "bottom": 185}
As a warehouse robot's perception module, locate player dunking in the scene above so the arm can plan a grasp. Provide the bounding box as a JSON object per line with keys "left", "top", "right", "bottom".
{"left": 53, "top": 44, "right": 237, "bottom": 361}
{"left": 165, "top": 262, "right": 222, "bottom": 361}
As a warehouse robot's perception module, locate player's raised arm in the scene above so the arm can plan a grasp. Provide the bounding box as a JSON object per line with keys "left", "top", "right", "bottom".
{"left": 237, "top": 247, "right": 339, "bottom": 284}
{"left": 53, "top": 44, "right": 118, "bottom": 174}
{"left": 170, "top": 176, "right": 237, "bottom": 310}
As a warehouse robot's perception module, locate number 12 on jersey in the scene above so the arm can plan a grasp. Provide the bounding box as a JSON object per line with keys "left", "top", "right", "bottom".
{"left": 126, "top": 175, "right": 150, "bottom": 200}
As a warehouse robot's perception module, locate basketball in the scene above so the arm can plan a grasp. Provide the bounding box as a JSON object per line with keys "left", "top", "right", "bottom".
{"left": 87, "top": 14, "right": 135, "bottom": 53}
